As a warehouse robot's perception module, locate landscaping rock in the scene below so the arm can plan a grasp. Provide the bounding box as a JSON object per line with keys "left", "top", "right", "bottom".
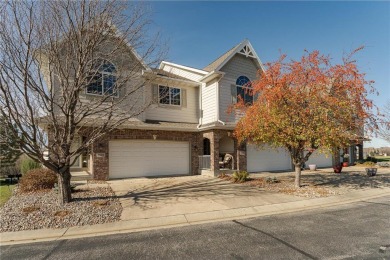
{"left": 0, "top": 186, "right": 122, "bottom": 232}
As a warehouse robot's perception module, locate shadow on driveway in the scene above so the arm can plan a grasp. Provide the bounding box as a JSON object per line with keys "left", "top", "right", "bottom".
{"left": 107, "top": 176, "right": 302, "bottom": 220}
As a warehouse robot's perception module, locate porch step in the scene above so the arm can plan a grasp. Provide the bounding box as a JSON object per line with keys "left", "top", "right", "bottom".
{"left": 71, "top": 171, "right": 92, "bottom": 181}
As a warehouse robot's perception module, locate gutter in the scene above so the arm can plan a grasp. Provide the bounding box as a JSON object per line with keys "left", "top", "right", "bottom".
{"left": 197, "top": 82, "right": 204, "bottom": 129}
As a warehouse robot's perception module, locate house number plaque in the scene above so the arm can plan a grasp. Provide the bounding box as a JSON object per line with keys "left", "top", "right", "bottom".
{"left": 96, "top": 153, "right": 105, "bottom": 158}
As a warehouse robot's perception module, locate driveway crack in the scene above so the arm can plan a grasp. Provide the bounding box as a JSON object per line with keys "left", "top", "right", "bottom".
{"left": 232, "top": 220, "right": 319, "bottom": 260}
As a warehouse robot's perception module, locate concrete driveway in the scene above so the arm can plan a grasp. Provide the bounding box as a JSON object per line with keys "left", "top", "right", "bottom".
{"left": 108, "top": 175, "right": 304, "bottom": 221}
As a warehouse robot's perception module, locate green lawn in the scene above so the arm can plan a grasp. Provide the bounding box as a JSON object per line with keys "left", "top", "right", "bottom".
{"left": 374, "top": 156, "right": 390, "bottom": 162}
{"left": 0, "top": 179, "right": 15, "bottom": 206}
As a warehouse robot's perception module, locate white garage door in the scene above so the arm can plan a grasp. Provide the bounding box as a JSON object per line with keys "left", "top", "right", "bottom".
{"left": 306, "top": 150, "right": 333, "bottom": 168}
{"left": 247, "top": 144, "right": 292, "bottom": 172}
{"left": 109, "top": 140, "right": 190, "bottom": 179}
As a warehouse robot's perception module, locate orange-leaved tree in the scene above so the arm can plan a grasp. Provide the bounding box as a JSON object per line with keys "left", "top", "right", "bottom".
{"left": 234, "top": 48, "right": 377, "bottom": 187}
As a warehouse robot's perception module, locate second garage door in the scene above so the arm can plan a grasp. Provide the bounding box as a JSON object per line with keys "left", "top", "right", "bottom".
{"left": 109, "top": 140, "right": 190, "bottom": 179}
{"left": 306, "top": 150, "right": 333, "bottom": 168}
{"left": 247, "top": 144, "right": 292, "bottom": 172}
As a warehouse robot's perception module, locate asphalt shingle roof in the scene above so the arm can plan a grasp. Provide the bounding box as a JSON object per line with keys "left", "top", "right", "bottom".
{"left": 203, "top": 41, "right": 243, "bottom": 72}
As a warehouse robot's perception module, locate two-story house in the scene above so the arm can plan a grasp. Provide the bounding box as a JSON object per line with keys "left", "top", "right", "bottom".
{"left": 69, "top": 39, "right": 360, "bottom": 180}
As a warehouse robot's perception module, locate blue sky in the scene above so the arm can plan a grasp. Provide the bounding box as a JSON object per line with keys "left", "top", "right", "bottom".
{"left": 149, "top": 1, "right": 390, "bottom": 147}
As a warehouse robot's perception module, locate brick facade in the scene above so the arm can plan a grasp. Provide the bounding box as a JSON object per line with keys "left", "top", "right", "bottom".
{"left": 90, "top": 128, "right": 247, "bottom": 180}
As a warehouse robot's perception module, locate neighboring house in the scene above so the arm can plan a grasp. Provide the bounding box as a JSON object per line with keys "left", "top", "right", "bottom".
{"left": 61, "top": 39, "right": 362, "bottom": 179}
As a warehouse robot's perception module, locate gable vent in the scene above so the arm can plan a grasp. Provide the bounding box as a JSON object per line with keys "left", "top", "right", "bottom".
{"left": 238, "top": 45, "right": 256, "bottom": 58}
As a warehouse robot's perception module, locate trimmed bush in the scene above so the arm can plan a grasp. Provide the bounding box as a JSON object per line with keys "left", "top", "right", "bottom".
{"left": 20, "top": 157, "right": 41, "bottom": 174}
{"left": 19, "top": 168, "right": 58, "bottom": 193}
{"left": 232, "top": 171, "right": 249, "bottom": 183}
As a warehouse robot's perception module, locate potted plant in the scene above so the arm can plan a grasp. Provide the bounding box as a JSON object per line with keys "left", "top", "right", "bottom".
{"left": 333, "top": 164, "right": 343, "bottom": 173}
{"left": 342, "top": 153, "right": 350, "bottom": 167}
{"left": 308, "top": 164, "right": 317, "bottom": 171}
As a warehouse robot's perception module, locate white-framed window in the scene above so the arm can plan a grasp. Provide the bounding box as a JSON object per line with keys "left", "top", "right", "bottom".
{"left": 86, "top": 60, "right": 118, "bottom": 97}
{"left": 158, "top": 85, "right": 181, "bottom": 106}
{"left": 236, "top": 75, "right": 253, "bottom": 105}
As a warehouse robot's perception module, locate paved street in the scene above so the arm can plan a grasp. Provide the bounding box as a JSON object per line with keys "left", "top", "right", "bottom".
{"left": 1, "top": 196, "right": 389, "bottom": 260}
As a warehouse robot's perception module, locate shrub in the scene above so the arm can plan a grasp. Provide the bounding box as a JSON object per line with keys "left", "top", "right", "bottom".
{"left": 19, "top": 168, "right": 57, "bottom": 193}
{"left": 266, "top": 177, "right": 280, "bottom": 183}
{"left": 363, "top": 161, "right": 376, "bottom": 167}
{"left": 232, "top": 171, "right": 249, "bottom": 182}
{"left": 366, "top": 156, "right": 378, "bottom": 163}
{"left": 356, "top": 160, "right": 365, "bottom": 165}
{"left": 20, "top": 157, "right": 41, "bottom": 174}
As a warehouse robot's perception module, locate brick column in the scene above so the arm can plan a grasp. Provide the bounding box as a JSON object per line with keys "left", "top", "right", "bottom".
{"left": 237, "top": 141, "right": 247, "bottom": 171}
{"left": 202, "top": 130, "right": 220, "bottom": 176}
{"left": 92, "top": 137, "right": 109, "bottom": 180}
{"left": 211, "top": 131, "right": 220, "bottom": 176}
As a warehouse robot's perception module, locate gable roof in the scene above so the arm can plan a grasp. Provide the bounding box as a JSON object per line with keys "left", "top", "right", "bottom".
{"left": 203, "top": 39, "right": 265, "bottom": 73}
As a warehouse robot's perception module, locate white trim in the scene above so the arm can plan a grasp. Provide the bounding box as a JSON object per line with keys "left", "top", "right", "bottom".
{"left": 199, "top": 70, "right": 225, "bottom": 83}
{"left": 159, "top": 61, "right": 208, "bottom": 75}
{"left": 142, "top": 70, "right": 200, "bottom": 87}
{"left": 214, "top": 39, "right": 266, "bottom": 73}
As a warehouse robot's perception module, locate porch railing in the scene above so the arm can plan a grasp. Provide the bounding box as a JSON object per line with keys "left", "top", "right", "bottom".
{"left": 199, "top": 155, "right": 211, "bottom": 169}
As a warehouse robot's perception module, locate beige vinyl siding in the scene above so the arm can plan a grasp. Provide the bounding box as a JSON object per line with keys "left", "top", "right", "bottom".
{"left": 146, "top": 85, "right": 198, "bottom": 123}
{"left": 218, "top": 54, "right": 260, "bottom": 123}
{"left": 162, "top": 64, "right": 205, "bottom": 81}
{"left": 201, "top": 79, "right": 218, "bottom": 124}
{"left": 78, "top": 74, "right": 146, "bottom": 121}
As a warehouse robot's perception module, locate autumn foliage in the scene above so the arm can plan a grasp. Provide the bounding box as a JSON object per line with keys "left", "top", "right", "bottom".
{"left": 234, "top": 48, "right": 377, "bottom": 187}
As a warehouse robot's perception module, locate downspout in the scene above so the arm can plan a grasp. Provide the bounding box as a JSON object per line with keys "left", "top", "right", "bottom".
{"left": 197, "top": 82, "right": 203, "bottom": 129}
{"left": 216, "top": 75, "right": 225, "bottom": 125}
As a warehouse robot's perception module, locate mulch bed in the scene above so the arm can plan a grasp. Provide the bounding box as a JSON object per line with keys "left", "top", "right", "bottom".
{"left": 219, "top": 171, "right": 390, "bottom": 198}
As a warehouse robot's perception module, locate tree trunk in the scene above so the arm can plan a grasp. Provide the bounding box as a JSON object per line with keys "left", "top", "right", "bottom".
{"left": 58, "top": 168, "right": 72, "bottom": 204}
{"left": 333, "top": 148, "right": 341, "bottom": 167}
{"left": 294, "top": 164, "right": 301, "bottom": 188}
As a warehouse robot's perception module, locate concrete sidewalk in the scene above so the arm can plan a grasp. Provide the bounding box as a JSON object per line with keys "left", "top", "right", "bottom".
{"left": 1, "top": 186, "right": 389, "bottom": 246}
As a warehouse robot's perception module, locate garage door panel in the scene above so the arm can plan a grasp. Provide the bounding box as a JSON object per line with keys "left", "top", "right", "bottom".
{"left": 306, "top": 150, "right": 333, "bottom": 168}
{"left": 247, "top": 144, "right": 292, "bottom": 172}
{"left": 109, "top": 140, "right": 190, "bottom": 179}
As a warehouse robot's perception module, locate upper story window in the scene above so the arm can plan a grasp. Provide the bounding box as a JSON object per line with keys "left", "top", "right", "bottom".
{"left": 236, "top": 75, "right": 253, "bottom": 105}
{"left": 86, "top": 60, "right": 117, "bottom": 96}
{"left": 159, "top": 85, "right": 181, "bottom": 106}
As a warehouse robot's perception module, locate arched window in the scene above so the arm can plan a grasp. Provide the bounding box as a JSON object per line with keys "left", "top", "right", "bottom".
{"left": 86, "top": 60, "right": 117, "bottom": 96}
{"left": 236, "top": 76, "right": 253, "bottom": 104}
{"left": 203, "top": 138, "right": 210, "bottom": 155}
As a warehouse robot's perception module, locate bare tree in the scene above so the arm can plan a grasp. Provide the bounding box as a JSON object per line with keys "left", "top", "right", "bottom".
{"left": 378, "top": 101, "right": 390, "bottom": 143}
{"left": 0, "top": 0, "right": 166, "bottom": 204}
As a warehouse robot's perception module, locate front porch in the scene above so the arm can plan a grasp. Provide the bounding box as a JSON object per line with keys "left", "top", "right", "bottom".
{"left": 198, "top": 130, "right": 246, "bottom": 176}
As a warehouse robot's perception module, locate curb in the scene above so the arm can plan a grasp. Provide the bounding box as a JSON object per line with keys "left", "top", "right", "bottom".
{"left": 1, "top": 188, "right": 389, "bottom": 246}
